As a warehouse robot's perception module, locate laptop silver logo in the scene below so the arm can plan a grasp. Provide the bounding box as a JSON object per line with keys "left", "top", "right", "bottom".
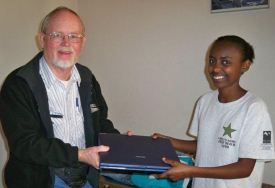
{"left": 135, "top": 155, "right": 146, "bottom": 159}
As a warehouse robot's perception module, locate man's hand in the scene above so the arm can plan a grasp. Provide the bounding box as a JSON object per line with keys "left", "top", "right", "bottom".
{"left": 78, "top": 145, "right": 109, "bottom": 169}
{"left": 125, "top": 130, "right": 133, "bottom": 136}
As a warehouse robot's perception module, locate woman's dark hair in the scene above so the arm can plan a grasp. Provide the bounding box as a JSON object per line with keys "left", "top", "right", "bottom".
{"left": 213, "top": 35, "right": 255, "bottom": 63}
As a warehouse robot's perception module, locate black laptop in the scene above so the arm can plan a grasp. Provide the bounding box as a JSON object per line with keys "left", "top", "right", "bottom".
{"left": 98, "top": 133, "right": 179, "bottom": 172}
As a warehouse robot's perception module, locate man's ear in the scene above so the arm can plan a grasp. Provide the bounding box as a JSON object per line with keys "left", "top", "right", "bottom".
{"left": 241, "top": 60, "right": 252, "bottom": 74}
{"left": 81, "top": 36, "right": 86, "bottom": 49}
{"left": 37, "top": 32, "right": 45, "bottom": 50}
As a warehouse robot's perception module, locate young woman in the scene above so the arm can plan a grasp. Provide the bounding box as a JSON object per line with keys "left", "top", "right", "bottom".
{"left": 153, "top": 35, "right": 275, "bottom": 188}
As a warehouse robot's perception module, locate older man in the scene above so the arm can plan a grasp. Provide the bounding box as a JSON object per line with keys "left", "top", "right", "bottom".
{"left": 0, "top": 7, "right": 119, "bottom": 188}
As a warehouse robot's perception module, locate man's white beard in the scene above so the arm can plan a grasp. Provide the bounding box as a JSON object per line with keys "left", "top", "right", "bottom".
{"left": 53, "top": 47, "right": 78, "bottom": 69}
{"left": 53, "top": 59, "right": 77, "bottom": 69}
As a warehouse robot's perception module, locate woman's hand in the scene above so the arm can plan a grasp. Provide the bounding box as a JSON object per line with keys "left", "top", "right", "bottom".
{"left": 154, "top": 157, "right": 193, "bottom": 181}
{"left": 152, "top": 133, "right": 170, "bottom": 139}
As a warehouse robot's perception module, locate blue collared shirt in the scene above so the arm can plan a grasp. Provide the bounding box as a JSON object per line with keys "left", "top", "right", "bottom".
{"left": 39, "top": 57, "right": 86, "bottom": 149}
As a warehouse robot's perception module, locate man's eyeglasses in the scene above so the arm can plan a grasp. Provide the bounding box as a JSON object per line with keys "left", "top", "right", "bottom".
{"left": 44, "top": 32, "right": 85, "bottom": 43}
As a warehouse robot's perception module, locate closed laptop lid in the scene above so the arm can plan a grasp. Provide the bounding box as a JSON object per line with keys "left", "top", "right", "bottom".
{"left": 99, "top": 133, "right": 179, "bottom": 172}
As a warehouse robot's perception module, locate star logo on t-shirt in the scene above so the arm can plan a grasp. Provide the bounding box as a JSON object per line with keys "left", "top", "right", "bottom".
{"left": 223, "top": 123, "right": 236, "bottom": 138}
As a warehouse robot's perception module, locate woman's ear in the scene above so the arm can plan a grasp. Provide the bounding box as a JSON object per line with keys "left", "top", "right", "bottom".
{"left": 241, "top": 60, "right": 252, "bottom": 74}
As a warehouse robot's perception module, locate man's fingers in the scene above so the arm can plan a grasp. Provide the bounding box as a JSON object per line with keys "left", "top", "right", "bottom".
{"left": 127, "top": 131, "right": 133, "bottom": 136}
{"left": 97, "top": 145, "right": 110, "bottom": 152}
{"left": 94, "top": 161, "right": 99, "bottom": 169}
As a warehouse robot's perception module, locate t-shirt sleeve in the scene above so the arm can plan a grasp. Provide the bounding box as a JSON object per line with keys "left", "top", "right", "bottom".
{"left": 189, "top": 99, "right": 202, "bottom": 137}
{"left": 239, "top": 100, "right": 275, "bottom": 160}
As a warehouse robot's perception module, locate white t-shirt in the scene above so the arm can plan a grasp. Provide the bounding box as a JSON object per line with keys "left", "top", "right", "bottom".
{"left": 189, "top": 90, "right": 275, "bottom": 188}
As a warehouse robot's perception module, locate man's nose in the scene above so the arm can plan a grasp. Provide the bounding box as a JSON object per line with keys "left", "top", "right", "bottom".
{"left": 60, "top": 35, "right": 70, "bottom": 46}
